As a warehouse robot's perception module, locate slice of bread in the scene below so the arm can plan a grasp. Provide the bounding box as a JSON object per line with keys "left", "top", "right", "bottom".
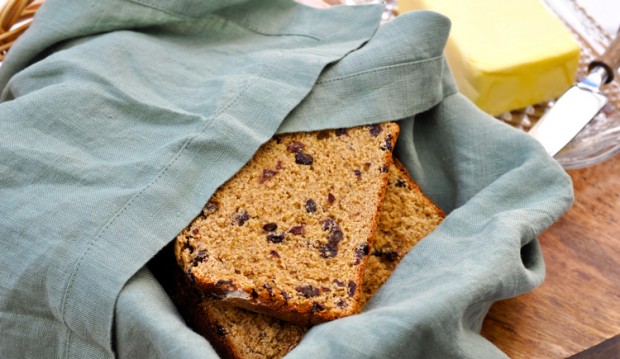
{"left": 160, "top": 159, "right": 444, "bottom": 359}
{"left": 168, "top": 268, "right": 307, "bottom": 359}
{"left": 175, "top": 123, "right": 400, "bottom": 325}
{"left": 360, "top": 159, "right": 445, "bottom": 306}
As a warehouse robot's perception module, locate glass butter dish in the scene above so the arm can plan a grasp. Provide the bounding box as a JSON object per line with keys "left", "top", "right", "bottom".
{"left": 501, "top": 0, "right": 620, "bottom": 169}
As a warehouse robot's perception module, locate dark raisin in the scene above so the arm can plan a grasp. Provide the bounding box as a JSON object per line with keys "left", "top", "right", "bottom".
{"left": 234, "top": 211, "right": 250, "bottom": 226}
{"left": 305, "top": 199, "right": 317, "bottom": 213}
{"left": 380, "top": 134, "right": 393, "bottom": 151}
{"left": 335, "top": 128, "right": 348, "bottom": 137}
{"left": 327, "top": 193, "right": 335, "bottom": 204}
{"left": 295, "top": 152, "right": 314, "bottom": 165}
{"left": 369, "top": 124, "right": 382, "bottom": 137}
{"left": 354, "top": 243, "right": 369, "bottom": 265}
{"left": 321, "top": 286, "right": 331, "bottom": 292}
{"left": 192, "top": 250, "right": 208, "bottom": 266}
{"left": 322, "top": 218, "right": 336, "bottom": 231}
{"left": 251, "top": 289, "right": 259, "bottom": 299}
{"left": 380, "top": 165, "right": 389, "bottom": 173}
{"left": 202, "top": 202, "right": 217, "bottom": 213}
{"left": 216, "top": 325, "right": 227, "bottom": 337}
{"left": 270, "top": 250, "right": 280, "bottom": 258}
{"left": 289, "top": 225, "right": 305, "bottom": 236}
{"left": 316, "top": 131, "right": 330, "bottom": 140}
{"left": 311, "top": 302, "right": 325, "bottom": 312}
{"left": 295, "top": 285, "right": 320, "bottom": 298}
{"left": 263, "top": 222, "right": 278, "bottom": 232}
{"left": 259, "top": 169, "right": 278, "bottom": 183}
{"left": 191, "top": 228, "right": 199, "bottom": 235}
{"left": 395, "top": 178, "right": 407, "bottom": 188}
{"left": 281, "top": 291, "right": 290, "bottom": 301}
{"left": 276, "top": 160, "right": 283, "bottom": 170}
{"left": 328, "top": 228, "right": 343, "bottom": 243}
{"left": 215, "top": 280, "right": 234, "bottom": 287}
{"left": 320, "top": 242, "right": 339, "bottom": 258}
{"left": 372, "top": 248, "right": 398, "bottom": 262}
{"left": 320, "top": 218, "right": 343, "bottom": 258}
{"left": 267, "top": 232, "right": 285, "bottom": 243}
{"left": 347, "top": 281, "right": 357, "bottom": 297}
{"left": 336, "top": 299, "right": 346, "bottom": 308}
{"left": 286, "top": 141, "right": 305, "bottom": 153}
{"left": 354, "top": 169, "right": 362, "bottom": 178}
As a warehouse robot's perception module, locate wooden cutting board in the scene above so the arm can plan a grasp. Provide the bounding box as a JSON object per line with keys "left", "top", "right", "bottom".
{"left": 481, "top": 153, "right": 620, "bottom": 358}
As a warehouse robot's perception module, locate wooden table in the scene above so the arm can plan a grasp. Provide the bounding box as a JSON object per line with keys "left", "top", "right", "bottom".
{"left": 481, "top": 153, "right": 620, "bottom": 358}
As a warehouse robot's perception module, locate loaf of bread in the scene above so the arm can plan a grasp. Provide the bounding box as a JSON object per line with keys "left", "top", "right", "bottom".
{"left": 175, "top": 123, "right": 400, "bottom": 325}
{"left": 163, "top": 159, "right": 444, "bottom": 359}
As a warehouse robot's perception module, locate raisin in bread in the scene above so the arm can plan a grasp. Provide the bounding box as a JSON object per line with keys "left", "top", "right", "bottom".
{"left": 360, "top": 159, "right": 445, "bottom": 306}
{"left": 151, "top": 247, "right": 305, "bottom": 359}
{"left": 161, "top": 159, "right": 444, "bottom": 359}
{"left": 171, "top": 268, "right": 306, "bottom": 359}
{"left": 175, "top": 123, "right": 400, "bottom": 325}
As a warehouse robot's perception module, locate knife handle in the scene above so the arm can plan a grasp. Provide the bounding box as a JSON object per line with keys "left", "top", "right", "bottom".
{"left": 588, "top": 28, "right": 620, "bottom": 85}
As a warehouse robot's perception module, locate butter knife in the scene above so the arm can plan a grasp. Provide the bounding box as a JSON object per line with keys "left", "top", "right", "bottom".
{"left": 529, "top": 29, "right": 620, "bottom": 156}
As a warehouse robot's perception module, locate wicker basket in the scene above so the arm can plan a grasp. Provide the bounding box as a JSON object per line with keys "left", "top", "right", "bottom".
{"left": 0, "top": 0, "right": 42, "bottom": 62}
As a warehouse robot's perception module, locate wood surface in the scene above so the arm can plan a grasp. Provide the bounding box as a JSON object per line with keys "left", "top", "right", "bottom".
{"left": 481, "top": 154, "right": 620, "bottom": 358}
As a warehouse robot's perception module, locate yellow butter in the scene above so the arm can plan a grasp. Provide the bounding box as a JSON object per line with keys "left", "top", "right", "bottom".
{"left": 399, "top": 0, "right": 581, "bottom": 115}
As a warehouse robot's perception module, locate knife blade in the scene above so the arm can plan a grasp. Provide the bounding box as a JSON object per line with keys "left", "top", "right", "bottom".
{"left": 529, "top": 29, "right": 620, "bottom": 156}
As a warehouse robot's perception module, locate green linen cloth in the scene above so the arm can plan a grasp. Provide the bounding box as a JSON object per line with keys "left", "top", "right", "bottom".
{"left": 0, "top": 0, "right": 573, "bottom": 358}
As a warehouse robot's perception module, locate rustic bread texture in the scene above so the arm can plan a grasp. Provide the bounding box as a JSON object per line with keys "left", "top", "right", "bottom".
{"left": 162, "top": 159, "right": 445, "bottom": 359}
{"left": 171, "top": 270, "right": 307, "bottom": 359}
{"left": 360, "top": 159, "right": 445, "bottom": 306}
{"left": 175, "top": 123, "right": 399, "bottom": 325}
{"left": 151, "top": 247, "right": 305, "bottom": 359}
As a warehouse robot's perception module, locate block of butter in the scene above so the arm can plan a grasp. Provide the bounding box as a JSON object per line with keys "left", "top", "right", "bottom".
{"left": 399, "top": 0, "right": 581, "bottom": 115}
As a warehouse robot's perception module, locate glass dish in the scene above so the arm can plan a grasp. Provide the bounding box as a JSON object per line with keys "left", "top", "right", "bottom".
{"left": 501, "top": 0, "right": 620, "bottom": 169}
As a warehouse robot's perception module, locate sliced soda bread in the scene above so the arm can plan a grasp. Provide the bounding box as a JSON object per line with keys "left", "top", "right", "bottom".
{"left": 164, "top": 159, "right": 444, "bottom": 359}
{"left": 175, "top": 123, "right": 399, "bottom": 325}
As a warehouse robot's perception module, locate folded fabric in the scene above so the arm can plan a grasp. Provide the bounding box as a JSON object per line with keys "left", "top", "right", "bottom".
{"left": 0, "top": 0, "right": 573, "bottom": 358}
